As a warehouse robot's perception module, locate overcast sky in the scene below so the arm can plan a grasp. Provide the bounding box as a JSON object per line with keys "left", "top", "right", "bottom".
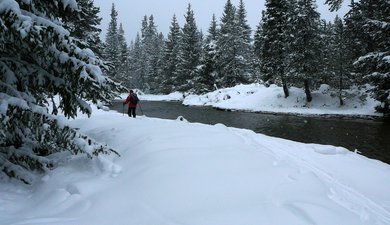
{"left": 94, "top": 0, "right": 350, "bottom": 43}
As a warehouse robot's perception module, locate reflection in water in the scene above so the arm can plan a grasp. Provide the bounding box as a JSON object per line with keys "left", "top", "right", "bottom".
{"left": 112, "top": 101, "right": 390, "bottom": 164}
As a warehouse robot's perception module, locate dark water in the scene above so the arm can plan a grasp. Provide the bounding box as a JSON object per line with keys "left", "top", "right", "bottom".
{"left": 111, "top": 101, "right": 390, "bottom": 164}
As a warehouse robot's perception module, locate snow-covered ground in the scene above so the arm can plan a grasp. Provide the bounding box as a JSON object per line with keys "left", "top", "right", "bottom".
{"left": 182, "top": 84, "right": 381, "bottom": 117}
{"left": 1, "top": 104, "right": 389, "bottom": 225}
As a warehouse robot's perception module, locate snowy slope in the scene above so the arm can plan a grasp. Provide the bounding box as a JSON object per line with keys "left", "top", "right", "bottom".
{"left": 1, "top": 106, "right": 389, "bottom": 225}
{"left": 183, "top": 84, "right": 381, "bottom": 117}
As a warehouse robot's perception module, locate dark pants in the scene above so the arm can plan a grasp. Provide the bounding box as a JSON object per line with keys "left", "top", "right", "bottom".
{"left": 127, "top": 107, "right": 136, "bottom": 118}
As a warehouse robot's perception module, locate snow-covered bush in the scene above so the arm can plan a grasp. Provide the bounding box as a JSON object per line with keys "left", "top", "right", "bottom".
{"left": 0, "top": 0, "right": 120, "bottom": 183}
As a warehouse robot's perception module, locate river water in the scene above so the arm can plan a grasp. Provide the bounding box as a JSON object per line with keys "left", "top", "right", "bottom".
{"left": 111, "top": 100, "right": 390, "bottom": 164}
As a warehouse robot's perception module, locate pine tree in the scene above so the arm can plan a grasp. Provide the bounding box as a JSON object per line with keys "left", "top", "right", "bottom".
{"left": 330, "top": 16, "right": 349, "bottom": 105}
{"left": 0, "top": 0, "right": 119, "bottom": 183}
{"left": 317, "top": 20, "right": 333, "bottom": 85}
{"left": 287, "top": 0, "right": 321, "bottom": 102}
{"left": 143, "top": 15, "right": 163, "bottom": 93}
{"left": 235, "top": 0, "right": 254, "bottom": 83}
{"left": 217, "top": 0, "right": 251, "bottom": 87}
{"left": 344, "top": 0, "right": 367, "bottom": 85}
{"left": 175, "top": 4, "right": 201, "bottom": 92}
{"left": 128, "top": 33, "right": 143, "bottom": 88}
{"left": 104, "top": 3, "right": 120, "bottom": 80}
{"left": 161, "top": 15, "right": 181, "bottom": 94}
{"left": 196, "top": 14, "right": 219, "bottom": 93}
{"left": 138, "top": 16, "right": 149, "bottom": 91}
{"left": 253, "top": 18, "right": 264, "bottom": 82}
{"left": 350, "top": 0, "right": 390, "bottom": 114}
{"left": 64, "top": 0, "right": 104, "bottom": 57}
{"left": 260, "top": 0, "right": 290, "bottom": 97}
{"left": 153, "top": 32, "right": 166, "bottom": 93}
{"left": 117, "top": 23, "right": 130, "bottom": 87}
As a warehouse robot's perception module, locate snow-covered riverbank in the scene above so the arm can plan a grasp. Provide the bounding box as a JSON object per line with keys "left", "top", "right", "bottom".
{"left": 131, "top": 84, "right": 381, "bottom": 117}
{"left": 1, "top": 104, "right": 389, "bottom": 225}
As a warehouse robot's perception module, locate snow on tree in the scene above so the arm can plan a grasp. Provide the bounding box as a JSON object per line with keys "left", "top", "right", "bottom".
{"left": 259, "top": 0, "right": 290, "bottom": 97}
{"left": 349, "top": 0, "right": 390, "bottom": 114}
{"left": 161, "top": 14, "right": 181, "bottom": 94}
{"left": 286, "top": 0, "right": 322, "bottom": 102}
{"left": 128, "top": 33, "right": 143, "bottom": 88}
{"left": 116, "top": 23, "right": 131, "bottom": 87}
{"left": 216, "top": 0, "right": 252, "bottom": 88}
{"left": 142, "top": 15, "right": 164, "bottom": 93}
{"left": 327, "top": 16, "right": 350, "bottom": 106}
{"left": 137, "top": 15, "right": 149, "bottom": 91}
{"left": 104, "top": 3, "right": 120, "bottom": 80}
{"left": 175, "top": 4, "right": 202, "bottom": 92}
{"left": 235, "top": 0, "right": 255, "bottom": 83}
{"left": 195, "top": 14, "right": 219, "bottom": 94}
{"left": 64, "top": 0, "right": 104, "bottom": 58}
{"left": 0, "top": 0, "right": 120, "bottom": 183}
{"left": 126, "top": 15, "right": 165, "bottom": 93}
{"left": 253, "top": 19, "right": 264, "bottom": 82}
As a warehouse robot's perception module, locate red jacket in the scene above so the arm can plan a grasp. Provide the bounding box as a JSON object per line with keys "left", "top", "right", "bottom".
{"left": 123, "top": 94, "right": 138, "bottom": 108}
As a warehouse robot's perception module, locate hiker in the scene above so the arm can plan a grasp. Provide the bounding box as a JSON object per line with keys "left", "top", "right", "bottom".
{"left": 123, "top": 90, "right": 139, "bottom": 118}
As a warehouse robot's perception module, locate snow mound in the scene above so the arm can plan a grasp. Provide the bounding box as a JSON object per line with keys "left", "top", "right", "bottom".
{"left": 176, "top": 115, "right": 188, "bottom": 122}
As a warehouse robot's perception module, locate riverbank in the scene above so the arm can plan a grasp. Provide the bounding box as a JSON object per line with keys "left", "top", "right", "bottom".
{"left": 124, "top": 83, "right": 381, "bottom": 118}
{"left": 1, "top": 104, "right": 390, "bottom": 225}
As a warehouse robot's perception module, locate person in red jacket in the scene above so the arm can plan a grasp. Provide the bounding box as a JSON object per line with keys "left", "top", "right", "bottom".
{"left": 123, "top": 90, "right": 139, "bottom": 118}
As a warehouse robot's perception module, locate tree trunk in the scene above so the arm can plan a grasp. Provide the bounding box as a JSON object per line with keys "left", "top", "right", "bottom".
{"left": 282, "top": 80, "right": 289, "bottom": 98}
{"left": 339, "top": 49, "right": 344, "bottom": 106}
{"left": 304, "top": 79, "right": 312, "bottom": 102}
{"left": 339, "top": 76, "right": 344, "bottom": 106}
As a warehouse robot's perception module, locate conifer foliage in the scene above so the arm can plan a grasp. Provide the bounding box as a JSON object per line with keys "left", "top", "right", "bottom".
{"left": 121, "top": 0, "right": 390, "bottom": 115}
{"left": 175, "top": 4, "right": 202, "bottom": 92}
{"left": 287, "top": 0, "right": 322, "bottom": 102}
{"left": 349, "top": 0, "right": 390, "bottom": 113}
{"left": 259, "top": 0, "right": 290, "bottom": 97}
{"left": 195, "top": 14, "right": 218, "bottom": 94}
{"left": 161, "top": 15, "right": 181, "bottom": 94}
{"left": 0, "top": 0, "right": 119, "bottom": 183}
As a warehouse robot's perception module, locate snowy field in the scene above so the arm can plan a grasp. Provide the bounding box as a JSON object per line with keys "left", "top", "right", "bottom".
{"left": 1, "top": 103, "right": 390, "bottom": 225}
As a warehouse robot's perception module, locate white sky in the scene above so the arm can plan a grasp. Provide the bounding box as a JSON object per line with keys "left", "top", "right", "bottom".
{"left": 94, "top": 0, "right": 351, "bottom": 43}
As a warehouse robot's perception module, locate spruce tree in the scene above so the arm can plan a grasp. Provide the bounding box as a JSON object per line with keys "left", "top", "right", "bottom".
{"left": 143, "top": 15, "right": 163, "bottom": 93}
{"left": 196, "top": 14, "right": 219, "bottom": 93}
{"left": 161, "top": 15, "right": 181, "bottom": 94}
{"left": 253, "top": 18, "right": 264, "bottom": 82}
{"left": 138, "top": 16, "right": 149, "bottom": 91}
{"left": 350, "top": 0, "right": 390, "bottom": 114}
{"left": 317, "top": 20, "right": 334, "bottom": 85}
{"left": 330, "top": 16, "right": 349, "bottom": 105}
{"left": 175, "top": 4, "right": 201, "bottom": 92}
{"left": 104, "top": 3, "right": 120, "bottom": 80}
{"left": 287, "top": 0, "right": 321, "bottom": 102}
{"left": 64, "top": 0, "right": 104, "bottom": 57}
{"left": 117, "top": 23, "right": 130, "bottom": 87}
{"left": 344, "top": 0, "right": 367, "bottom": 85}
{"left": 260, "top": 0, "right": 290, "bottom": 97}
{"left": 235, "top": 0, "right": 254, "bottom": 83}
{"left": 0, "top": 0, "right": 119, "bottom": 183}
{"left": 128, "top": 33, "right": 143, "bottom": 88}
{"left": 217, "top": 0, "right": 251, "bottom": 87}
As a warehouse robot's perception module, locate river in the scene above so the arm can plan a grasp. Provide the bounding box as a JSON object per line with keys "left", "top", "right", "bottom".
{"left": 111, "top": 100, "right": 390, "bottom": 164}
